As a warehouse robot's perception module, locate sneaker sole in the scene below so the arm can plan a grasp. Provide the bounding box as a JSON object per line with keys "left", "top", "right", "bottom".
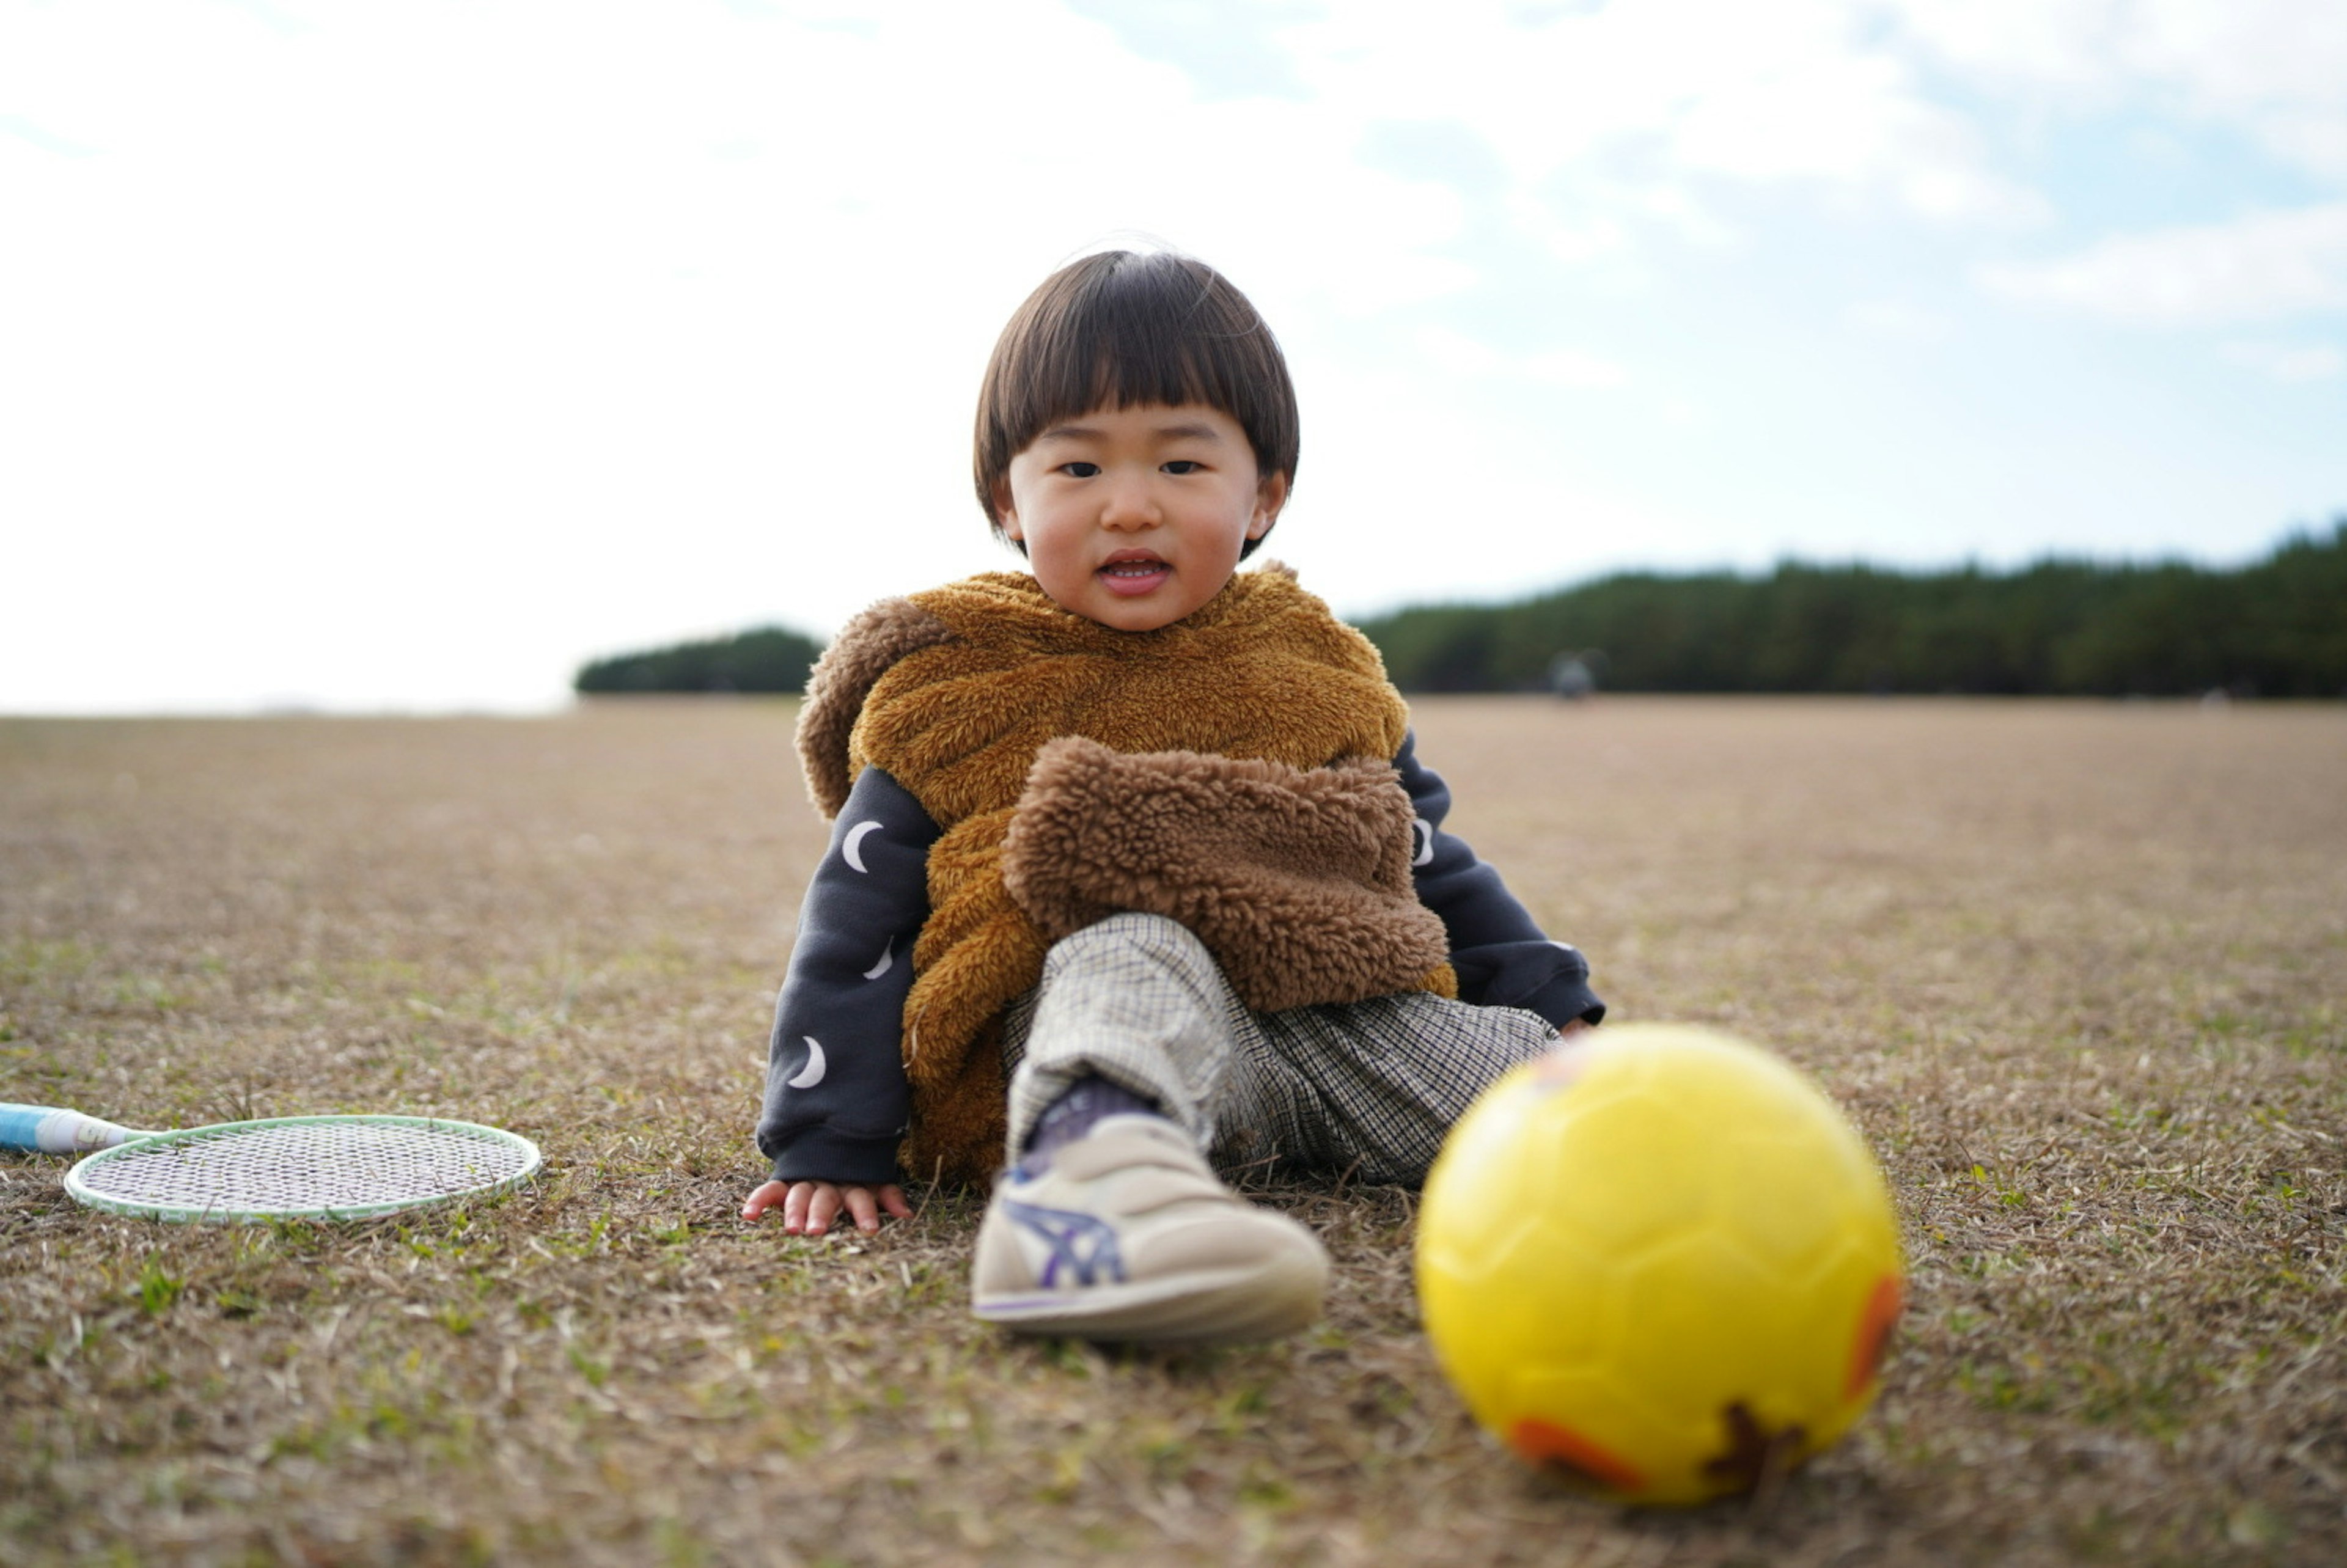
{"left": 973, "top": 1250, "right": 1326, "bottom": 1345}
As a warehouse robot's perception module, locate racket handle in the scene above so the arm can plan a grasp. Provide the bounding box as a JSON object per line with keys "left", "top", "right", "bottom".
{"left": 0, "top": 1104, "right": 155, "bottom": 1153}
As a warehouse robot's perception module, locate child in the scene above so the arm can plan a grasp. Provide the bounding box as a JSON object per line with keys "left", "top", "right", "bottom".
{"left": 742, "top": 249, "right": 1601, "bottom": 1343}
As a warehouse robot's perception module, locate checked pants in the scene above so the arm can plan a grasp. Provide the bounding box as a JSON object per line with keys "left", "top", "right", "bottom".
{"left": 1001, "top": 912, "right": 1561, "bottom": 1185}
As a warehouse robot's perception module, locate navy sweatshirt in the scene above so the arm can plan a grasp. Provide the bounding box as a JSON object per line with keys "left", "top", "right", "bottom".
{"left": 756, "top": 731, "right": 1603, "bottom": 1184}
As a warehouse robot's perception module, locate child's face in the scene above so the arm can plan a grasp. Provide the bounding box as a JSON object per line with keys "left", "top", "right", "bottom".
{"left": 992, "top": 402, "right": 1288, "bottom": 632}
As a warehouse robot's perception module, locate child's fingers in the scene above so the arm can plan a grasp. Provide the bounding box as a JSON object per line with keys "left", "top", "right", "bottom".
{"left": 782, "top": 1182, "right": 815, "bottom": 1234}
{"left": 805, "top": 1185, "right": 844, "bottom": 1236}
{"left": 758, "top": 1181, "right": 907, "bottom": 1237}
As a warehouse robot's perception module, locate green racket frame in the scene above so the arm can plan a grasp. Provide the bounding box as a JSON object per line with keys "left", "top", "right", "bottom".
{"left": 62, "top": 1114, "right": 542, "bottom": 1223}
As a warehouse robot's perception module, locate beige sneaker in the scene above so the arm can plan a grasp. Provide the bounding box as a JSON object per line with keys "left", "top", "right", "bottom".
{"left": 971, "top": 1114, "right": 1329, "bottom": 1344}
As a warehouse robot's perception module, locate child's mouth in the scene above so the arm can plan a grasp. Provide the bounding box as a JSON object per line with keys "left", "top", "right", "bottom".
{"left": 1097, "top": 557, "right": 1172, "bottom": 596}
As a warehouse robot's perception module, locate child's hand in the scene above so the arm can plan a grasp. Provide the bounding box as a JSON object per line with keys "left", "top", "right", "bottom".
{"left": 741, "top": 1179, "right": 913, "bottom": 1236}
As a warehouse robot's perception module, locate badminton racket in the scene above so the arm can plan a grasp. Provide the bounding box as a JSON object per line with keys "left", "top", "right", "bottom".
{"left": 1, "top": 1102, "right": 541, "bottom": 1222}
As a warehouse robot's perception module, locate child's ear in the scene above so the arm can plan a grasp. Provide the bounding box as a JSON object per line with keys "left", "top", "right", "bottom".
{"left": 1249, "top": 472, "right": 1290, "bottom": 537}
{"left": 991, "top": 475, "right": 1023, "bottom": 541}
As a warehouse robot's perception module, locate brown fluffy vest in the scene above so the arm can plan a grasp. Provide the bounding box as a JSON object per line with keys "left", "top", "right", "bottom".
{"left": 796, "top": 565, "right": 1454, "bottom": 1184}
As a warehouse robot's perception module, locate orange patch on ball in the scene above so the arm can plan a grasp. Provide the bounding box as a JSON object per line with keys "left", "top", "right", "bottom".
{"left": 1509, "top": 1418, "right": 1647, "bottom": 1493}
{"left": 1845, "top": 1273, "right": 1905, "bottom": 1399}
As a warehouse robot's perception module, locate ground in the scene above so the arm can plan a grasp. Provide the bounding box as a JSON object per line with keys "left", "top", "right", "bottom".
{"left": 1, "top": 696, "right": 2341, "bottom": 1567}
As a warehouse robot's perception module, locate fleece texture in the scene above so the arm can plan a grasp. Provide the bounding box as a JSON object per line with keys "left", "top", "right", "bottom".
{"left": 798, "top": 596, "right": 956, "bottom": 820}
{"left": 792, "top": 565, "right": 1430, "bottom": 1184}
{"left": 1001, "top": 737, "right": 1454, "bottom": 1014}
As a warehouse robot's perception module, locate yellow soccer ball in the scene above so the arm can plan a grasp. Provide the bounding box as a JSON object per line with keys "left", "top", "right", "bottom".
{"left": 1416, "top": 1024, "right": 1904, "bottom": 1506}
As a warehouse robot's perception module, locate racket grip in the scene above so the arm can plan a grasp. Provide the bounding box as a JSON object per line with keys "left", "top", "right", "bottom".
{"left": 0, "top": 1104, "right": 153, "bottom": 1153}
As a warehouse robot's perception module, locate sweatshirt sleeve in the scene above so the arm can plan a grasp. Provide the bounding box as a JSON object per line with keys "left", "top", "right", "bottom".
{"left": 1398, "top": 731, "right": 1605, "bottom": 1029}
{"left": 756, "top": 766, "right": 938, "bottom": 1184}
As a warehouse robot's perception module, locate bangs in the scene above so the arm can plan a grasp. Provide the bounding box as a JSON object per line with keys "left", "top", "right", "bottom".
{"left": 1011, "top": 268, "right": 1276, "bottom": 439}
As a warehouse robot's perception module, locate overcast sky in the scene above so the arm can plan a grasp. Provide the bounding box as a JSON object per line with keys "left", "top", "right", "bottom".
{"left": 6, "top": 0, "right": 2343, "bottom": 713}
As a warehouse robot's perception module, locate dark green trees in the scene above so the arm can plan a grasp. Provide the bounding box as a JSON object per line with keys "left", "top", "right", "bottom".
{"left": 574, "top": 626, "right": 825, "bottom": 695}
{"left": 1357, "top": 521, "right": 2346, "bottom": 697}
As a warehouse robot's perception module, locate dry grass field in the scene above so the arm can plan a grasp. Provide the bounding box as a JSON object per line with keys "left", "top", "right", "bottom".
{"left": 2, "top": 696, "right": 2342, "bottom": 1567}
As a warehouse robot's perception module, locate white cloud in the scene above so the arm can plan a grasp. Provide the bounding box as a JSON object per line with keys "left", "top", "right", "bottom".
{"left": 1518, "top": 202, "right": 1635, "bottom": 265}
{"left": 1414, "top": 327, "right": 1628, "bottom": 389}
{"left": 1980, "top": 203, "right": 2347, "bottom": 323}
{"left": 1524, "top": 348, "right": 1630, "bottom": 389}
{"left": 1843, "top": 299, "right": 1955, "bottom": 343}
{"left": 1414, "top": 326, "right": 1505, "bottom": 378}
{"left": 1664, "top": 41, "right": 2042, "bottom": 223}
{"left": 2120, "top": 0, "right": 2347, "bottom": 124}
{"left": 1889, "top": 0, "right": 2347, "bottom": 181}
{"left": 2220, "top": 339, "right": 2345, "bottom": 382}
{"left": 1884, "top": 0, "right": 2131, "bottom": 97}
{"left": 1285, "top": 0, "right": 2044, "bottom": 236}
{"left": 2257, "top": 111, "right": 2347, "bottom": 183}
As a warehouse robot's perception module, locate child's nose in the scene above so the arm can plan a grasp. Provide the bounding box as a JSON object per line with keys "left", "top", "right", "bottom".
{"left": 1098, "top": 474, "right": 1162, "bottom": 527}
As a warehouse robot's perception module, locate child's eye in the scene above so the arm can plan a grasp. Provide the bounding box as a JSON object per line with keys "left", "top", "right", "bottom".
{"left": 1162, "top": 460, "right": 1202, "bottom": 475}
{"left": 1059, "top": 461, "right": 1101, "bottom": 478}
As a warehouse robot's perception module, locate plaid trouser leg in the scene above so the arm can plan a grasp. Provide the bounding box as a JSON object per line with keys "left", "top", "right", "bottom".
{"left": 1002, "top": 912, "right": 1561, "bottom": 1185}
{"left": 1235, "top": 992, "right": 1560, "bottom": 1184}
{"left": 1001, "top": 913, "right": 1241, "bottom": 1158}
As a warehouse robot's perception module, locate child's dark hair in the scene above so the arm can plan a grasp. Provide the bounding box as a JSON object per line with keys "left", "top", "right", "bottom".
{"left": 974, "top": 250, "right": 1299, "bottom": 559}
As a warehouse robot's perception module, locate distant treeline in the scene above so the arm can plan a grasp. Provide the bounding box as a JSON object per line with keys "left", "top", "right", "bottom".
{"left": 575, "top": 626, "right": 824, "bottom": 695}
{"left": 575, "top": 521, "right": 2346, "bottom": 700}
{"left": 1355, "top": 521, "right": 2347, "bottom": 697}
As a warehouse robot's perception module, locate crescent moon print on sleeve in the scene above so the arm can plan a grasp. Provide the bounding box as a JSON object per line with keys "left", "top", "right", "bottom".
{"left": 757, "top": 765, "right": 938, "bottom": 1187}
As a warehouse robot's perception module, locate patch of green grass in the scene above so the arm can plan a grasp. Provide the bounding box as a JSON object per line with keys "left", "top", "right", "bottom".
{"left": 0, "top": 936, "right": 100, "bottom": 987}
{"left": 134, "top": 1261, "right": 183, "bottom": 1317}
{"left": 565, "top": 1343, "right": 610, "bottom": 1389}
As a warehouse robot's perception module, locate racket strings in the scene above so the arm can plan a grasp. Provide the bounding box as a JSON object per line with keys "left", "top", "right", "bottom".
{"left": 71, "top": 1119, "right": 537, "bottom": 1218}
